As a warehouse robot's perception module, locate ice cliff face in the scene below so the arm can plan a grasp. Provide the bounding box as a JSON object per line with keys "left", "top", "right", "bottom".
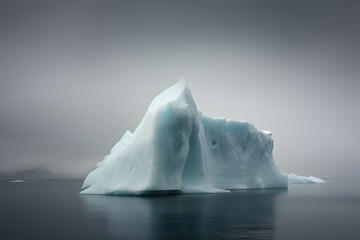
{"left": 81, "top": 79, "right": 288, "bottom": 195}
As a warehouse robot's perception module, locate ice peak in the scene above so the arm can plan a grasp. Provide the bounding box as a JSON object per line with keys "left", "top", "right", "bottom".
{"left": 148, "top": 78, "right": 191, "bottom": 112}
{"left": 178, "top": 75, "right": 186, "bottom": 84}
{"left": 172, "top": 76, "right": 188, "bottom": 93}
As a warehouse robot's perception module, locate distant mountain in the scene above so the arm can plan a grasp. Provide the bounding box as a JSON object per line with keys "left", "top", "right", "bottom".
{"left": 0, "top": 167, "right": 53, "bottom": 179}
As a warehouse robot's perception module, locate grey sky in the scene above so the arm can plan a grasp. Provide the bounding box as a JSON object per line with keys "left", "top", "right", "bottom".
{"left": 1, "top": 0, "right": 359, "bottom": 178}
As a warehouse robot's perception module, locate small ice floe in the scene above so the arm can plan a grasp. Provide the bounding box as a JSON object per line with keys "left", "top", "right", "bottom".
{"left": 288, "top": 173, "right": 326, "bottom": 184}
{"left": 323, "top": 176, "right": 330, "bottom": 179}
{"left": 8, "top": 179, "right": 24, "bottom": 183}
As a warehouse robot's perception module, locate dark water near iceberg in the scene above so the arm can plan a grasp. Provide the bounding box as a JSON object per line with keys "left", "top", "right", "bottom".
{"left": 1, "top": 179, "right": 359, "bottom": 240}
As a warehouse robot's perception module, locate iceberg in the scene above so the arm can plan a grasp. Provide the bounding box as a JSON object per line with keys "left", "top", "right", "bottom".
{"left": 81, "top": 78, "right": 317, "bottom": 195}
{"left": 8, "top": 179, "right": 24, "bottom": 183}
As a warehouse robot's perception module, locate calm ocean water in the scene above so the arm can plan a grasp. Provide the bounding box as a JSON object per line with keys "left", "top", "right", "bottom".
{"left": 0, "top": 179, "right": 359, "bottom": 239}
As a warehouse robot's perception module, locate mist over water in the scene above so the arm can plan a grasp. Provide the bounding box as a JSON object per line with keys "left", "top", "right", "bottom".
{"left": 1, "top": 1, "right": 359, "bottom": 239}
{"left": 1, "top": 1, "right": 360, "bottom": 178}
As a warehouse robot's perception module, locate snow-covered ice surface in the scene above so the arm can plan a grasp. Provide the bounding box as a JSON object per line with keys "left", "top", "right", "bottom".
{"left": 81, "top": 79, "right": 320, "bottom": 195}
{"left": 288, "top": 173, "right": 326, "bottom": 184}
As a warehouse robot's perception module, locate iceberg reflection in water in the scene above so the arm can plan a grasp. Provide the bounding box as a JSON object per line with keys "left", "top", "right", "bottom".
{"left": 81, "top": 189, "right": 287, "bottom": 240}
